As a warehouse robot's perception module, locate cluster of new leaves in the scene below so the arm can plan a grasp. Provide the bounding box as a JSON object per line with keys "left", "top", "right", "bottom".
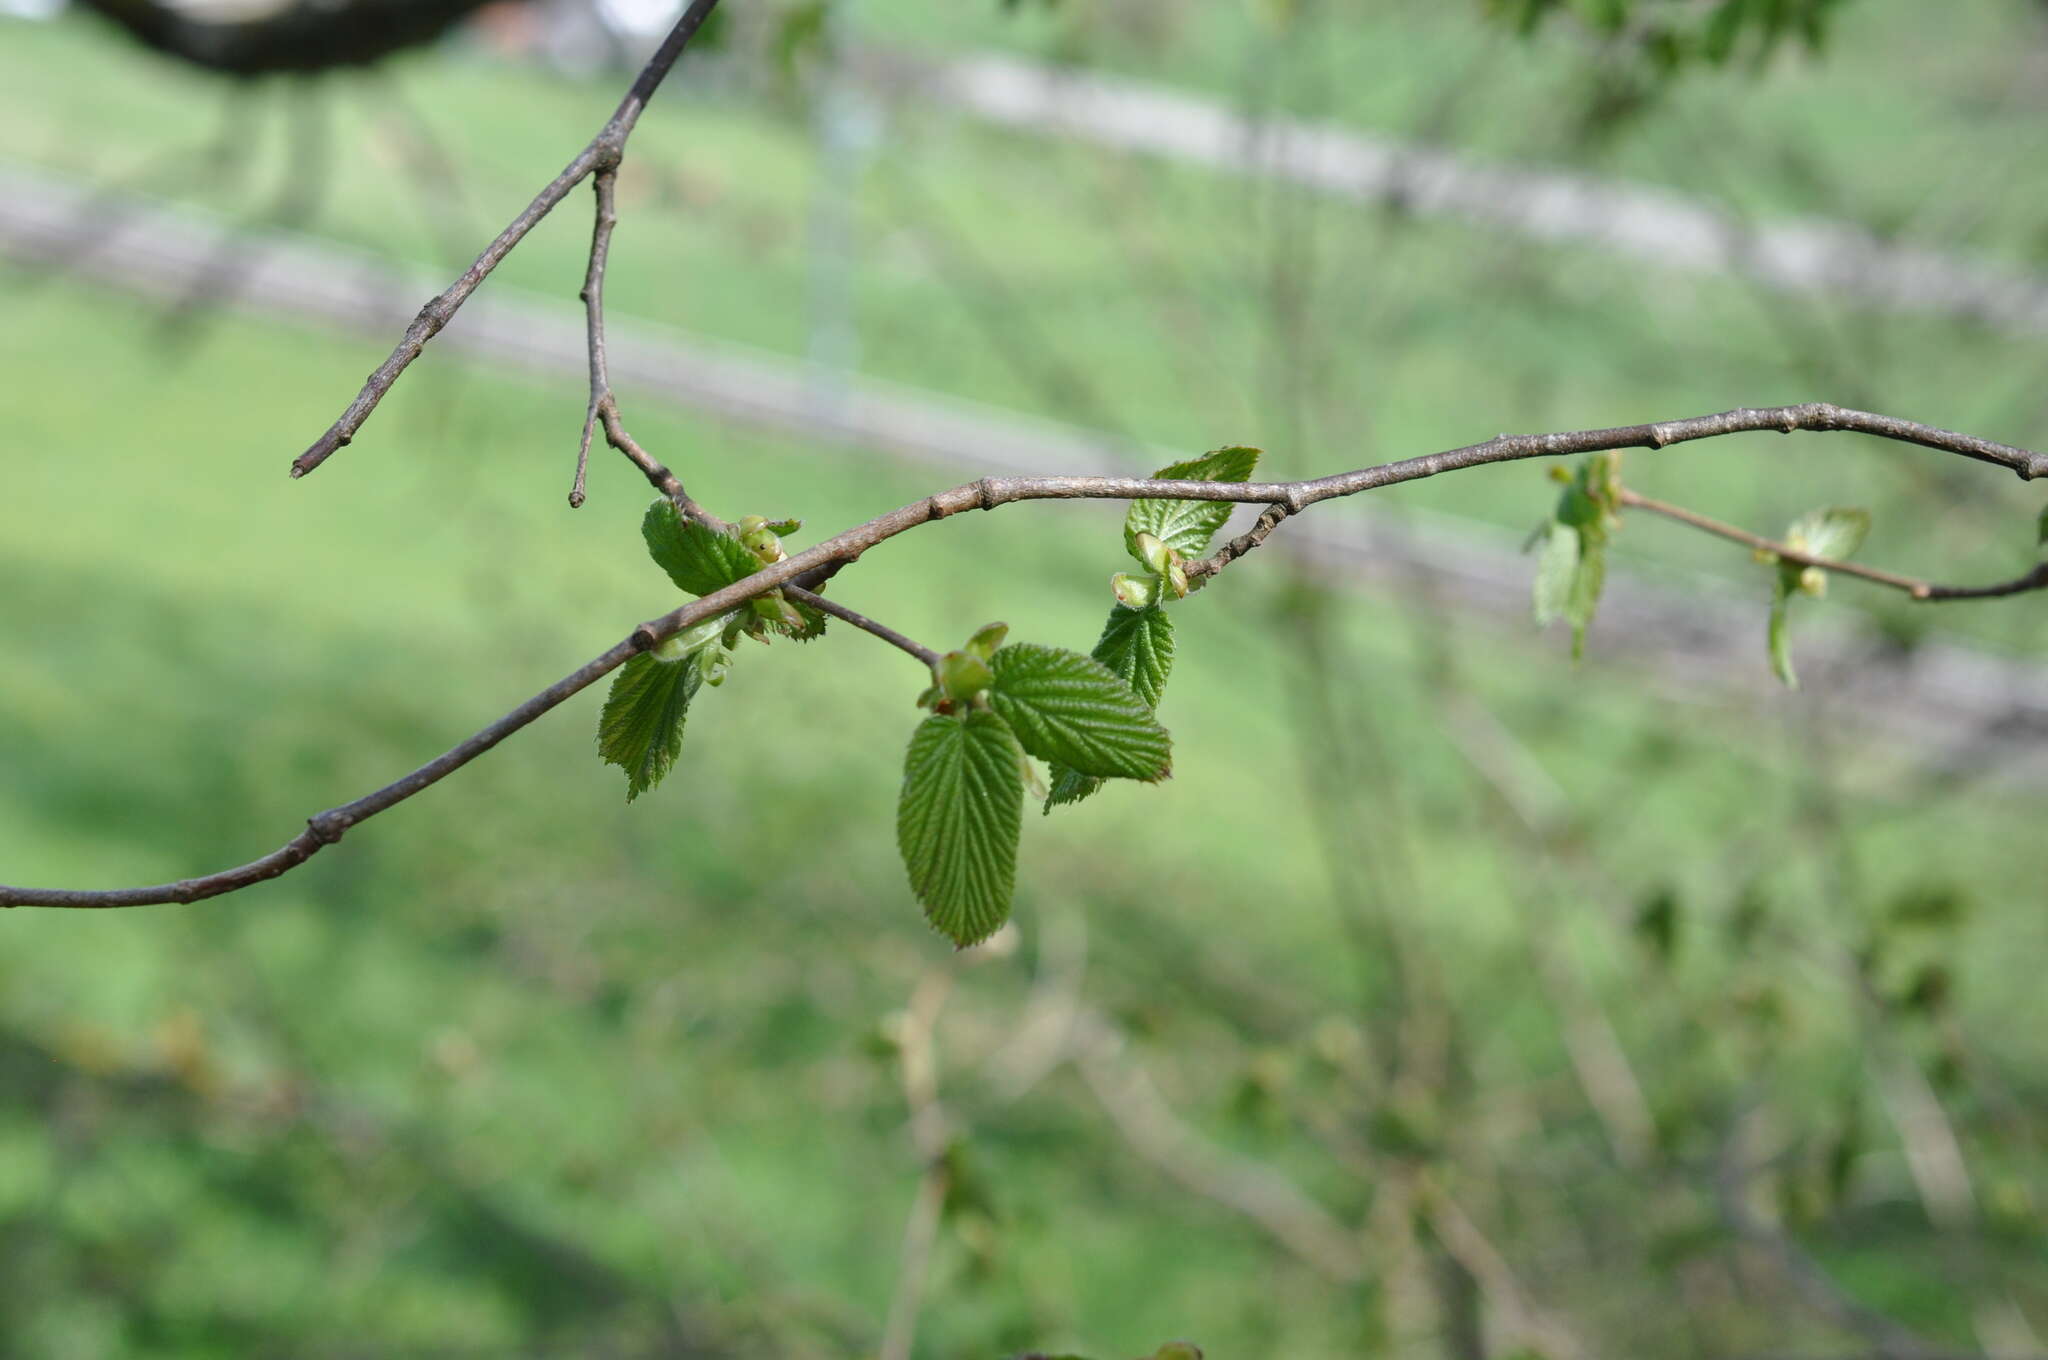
{"left": 598, "top": 502, "right": 823, "bottom": 800}
{"left": 898, "top": 446, "right": 1260, "bottom": 946}
{"left": 1530, "top": 454, "right": 1877, "bottom": 687}
{"left": 1530, "top": 450, "right": 1622, "bottom": 659}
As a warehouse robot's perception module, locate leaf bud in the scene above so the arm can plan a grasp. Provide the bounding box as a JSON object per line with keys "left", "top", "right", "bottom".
{"left": 937, "top": 650, "right": 994, "bottom": 705}
{"left": 737, "top": 514, "right": 785, "bottom": 563}
{"left": 749, "top": 593, "right": 806, "bottom": 631}
{"left": 1132, "top": 530, "right": 1174, "bottom": 576}
{"left": 1164, "top": 556, "right": 1190, "bottom": 599}
{"left": 1111, "top": 572, "right": 1160, "bottom": 610}
{"left": 963, "top": 622, "right": 1009, "bottom": 661}
{"left": 653, "top": 612, "right": 728, "bottom": 663}
{"left": 1799, "top": 565, "right": 1827, "bottom": 598}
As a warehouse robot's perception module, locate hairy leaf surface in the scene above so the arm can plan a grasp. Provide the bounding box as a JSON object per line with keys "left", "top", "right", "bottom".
{"left": 897, "top": 711, "right": 1025, "bottom": 946}
{"left": 599, "top": 651, "right": 704, "bottom": 801}
{"left": 642, "top": 500, "right": 760, "bottom": 597}
{"left": 1124, "top": 445, "right": 1261, "bottom": 562}
{"left": 1045, "top": 606, "right": 1175, "bottom": 812}
{"left": 990, "top": 643, "right": 1171, "bottom": 781}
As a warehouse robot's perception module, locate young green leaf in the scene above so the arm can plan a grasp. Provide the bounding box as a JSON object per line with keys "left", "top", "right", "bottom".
{"left": 1785, "top": 507, "right": 1871, "bottom": 563}
{"left": 773, "top": 595, "right": 828, "bottom": 642}
{"left": 1767, "top": 507, "right": 1870, "bottom": 689}
{"left": 1532, "top": 456, "right": 1620, "bottom": 657}
{"left": 1044, "top": 605, "right": 1176, "bottom": 813}
{"left": 989, "top": 643, "right": 1171, "bottom": 781}
{"left": 1768, "top": 566, "right": 1799, "bottom": 689}
{"left": 1043, "top": 766, "right": 1100, "bottom": 812}
{"left": 1124, "top": 445, "right": 1261, "bottom": 562}
{"left": 1566, "top": 537, "right": 1607, "bottom": 660}
{"left": 1531, "top": 521, "right": 1579, "bottom": 626}
{"left": 598, "top": 650, "right": 705, "bottom": 801}
{"left": 1090, "top": 604, "right": 1176, "bottom": 708}
{"left": 897, "top": 711, "right": 1027, "bottom": 946}
{"left": 642, "top": 499, "right": 760, "bottom": 597}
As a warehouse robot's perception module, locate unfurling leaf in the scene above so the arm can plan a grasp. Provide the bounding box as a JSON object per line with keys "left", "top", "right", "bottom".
{"left": 989, "top": 643, "right": 1171, "bottom": 781}
{"left": 1531, "top": 520, "right": 1579, "bottom": 626}
{"left": 1045, "top": 606, "right": 1176, "bottom": 812}
{"left": 938, "top": 649, "right": 996, "bottom": 706}
{"left": 1768, "top": 568, "right": 1799, "bottom": 689}
{"left": 1567, "top": 536, "right": 1607, "bottom": 660}
{"left": 1112, "top": 572, "right": 1162, "bottom": 610}
{"left": 1768, "top": 506, "right": 1871, "bottom": 689}
{"left": 776, "top": 596, "right": 828, "bottom": 642}
{"left": 1125, "top": 445, "right": 1261, "bottom": 562}
{"left": 1532, "top": 455, "right": 1619, "bottom": 657}
{"left": 642, "top": 500, "right": 760, "bottom": 597}
{"left": 1784, "top": 506, "right": 1871, "bottom": 563}
{"left": 897, "top": 711, "right": 1026, "bottom": 946}
{"left": 964, "top": 622, "right": 1010, "bottom": 660}
{"left": 598, "top": 650, "right": 705, "bottom": 801}
{"left": 1043, "top": 765, "right": 1099, "bottom": 812}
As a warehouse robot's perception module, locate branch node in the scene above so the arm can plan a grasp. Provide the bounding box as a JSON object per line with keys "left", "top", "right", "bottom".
{"left": 631, "top": 624, "right": 661, "bottom": 652}
{"left": 306, "top": 813, "right": 347, "bottom": 846}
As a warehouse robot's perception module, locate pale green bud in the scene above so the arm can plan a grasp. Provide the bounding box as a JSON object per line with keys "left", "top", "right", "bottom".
{"left": 737, "top": 514, "right": 785, "bottom": 563}
{"left": 653, "top": 613, "right": 728, "bottom": 663}
{"left": 937, "top": 650, "right": 994, "bottom": 705}
{"left": 963, "top": 622, "right": 1009, "bottom": 661}
{"left": 1132, "top": 530, "right": 1173, "bottom": 575}
{"left": 1111, "top": 572, "right": 1160, "bottom": 610}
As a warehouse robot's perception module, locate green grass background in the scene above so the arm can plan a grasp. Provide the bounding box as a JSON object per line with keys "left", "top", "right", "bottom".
{"left": 1, "top": 3, "right": 2045, "bottom": 1356}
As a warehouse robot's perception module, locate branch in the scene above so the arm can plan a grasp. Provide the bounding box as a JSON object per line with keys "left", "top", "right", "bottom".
{"left": 287, "top": 0, "right": 725, "bottom": 480}
{"left": 8, "top": 404, "right": 2044, "bottom": 909}
{"left": 1617, "top": 489, "right": 2048, "bottom": 602}
{"left": 783, "top": 587, "right": 942, "bottom": 669}
{"left": 574, "top": 167, "right": 711, "bottom": 517}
